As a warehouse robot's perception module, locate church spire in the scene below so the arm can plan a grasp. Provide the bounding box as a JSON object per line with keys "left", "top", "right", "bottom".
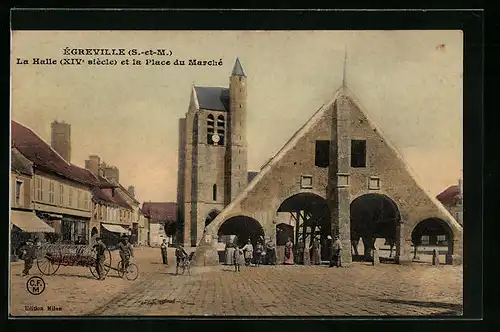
{"left": 232, "top": 57, "right": 246, "bottom": 77}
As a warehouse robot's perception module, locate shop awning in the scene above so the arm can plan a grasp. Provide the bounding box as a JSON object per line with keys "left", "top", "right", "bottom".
{"left": 11, "top": 210, "right": 55, "bottom": 233}
{"left": 101, "top": 223, "right": 128, "bottom": 234}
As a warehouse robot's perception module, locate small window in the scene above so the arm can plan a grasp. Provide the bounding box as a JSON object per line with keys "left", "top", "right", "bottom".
{"left": 59, "top": 184, "right": 64, "bottom": 205}
{"left": 421, "top": 235, "right": 430, "bottom": 245}
{"left": 300, "top": 175, "right": 313, "bottom": 189}
{"left": 437, "top": 235, "right": 447, "bottom": 245}
{"left": 369, "top": 176, "right": 381, "bottom": 190}
{"left": 315, "top": 140, "right": 330, "bottom": 168}
{"left": 49, "top": 181, "right": 55, "bottom": 204}
{"left": 212, "top": 184, "right": 217, "bottom": 201}
{"left": 15, "top": 180, "right": 22, "bottom": 205}
{"left": 351, "top": 140, "right": 367, "bottom": 168}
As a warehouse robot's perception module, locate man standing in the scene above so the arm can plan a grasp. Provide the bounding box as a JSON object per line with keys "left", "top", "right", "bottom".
{"left": 160, "top": 238, "right": 168, "bottom": 265}
{"left": 20, "top": 238, "right": 36, "bottom": 277}
{"left": 331, "top": 235, "right": 343, "bottom": 268}
{"left": 75, "top": 236, "right": 84, "bottom": 245}
{"left": 175, "top": 243, "right": 188, "bottom": 275}
{"left": 93, "top": 236, "right": 107, "bottom": 280}
{"left": 118, "top": 235, "right": 134, "bottom": 271}
{"left": 265, "top": 237, "right": 276, "bottom": 265}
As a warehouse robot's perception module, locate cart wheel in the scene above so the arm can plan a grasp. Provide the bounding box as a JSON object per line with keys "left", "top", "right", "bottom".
{"left": 89, "top": 248, "right": 112, "bottom": 279}
{"left": 37, "top": 252, "right": 61, "bottom": 275}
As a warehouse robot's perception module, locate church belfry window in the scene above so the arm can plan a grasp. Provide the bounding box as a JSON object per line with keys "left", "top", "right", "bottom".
{"left": 217, "top": 115, "right": 225, "bottom": 145}
{"left": 207, "top": 113, "right": 225, "bottom": 146}
{"left": 351, "top": 140, "right": 367, "bottom": 168}
{"left": 212, "top": 184, "right": 217, "bottom": 201}
{"left": 207, "top": 114, "right": 215, "bottom": 144}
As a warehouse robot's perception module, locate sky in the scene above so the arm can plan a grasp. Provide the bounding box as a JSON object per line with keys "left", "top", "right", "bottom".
{"left": 11, "top": 30, "right": 463, "bottom": 203}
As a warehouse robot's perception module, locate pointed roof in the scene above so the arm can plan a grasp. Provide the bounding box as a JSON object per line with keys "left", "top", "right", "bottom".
{"left": 209, "top": 85, "right": 462, "bottom": 232}
{"left": 231, "top": 58, "right": 246, "bottom": 77}
{"left": 193, "top": 86, "right": 230, "bottom": 111}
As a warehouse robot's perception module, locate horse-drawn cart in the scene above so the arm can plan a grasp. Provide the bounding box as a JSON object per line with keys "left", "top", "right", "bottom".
{"left": 36, "top": 244, "right": 138, "bottom": 280}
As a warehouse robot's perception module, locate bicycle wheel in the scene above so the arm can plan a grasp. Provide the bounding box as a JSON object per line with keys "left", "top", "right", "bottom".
{"left": 124, "top": 263, "right": 138, "bottom": 281}
{"left": 117, "top": 260, "right": 125, "bottom": 278}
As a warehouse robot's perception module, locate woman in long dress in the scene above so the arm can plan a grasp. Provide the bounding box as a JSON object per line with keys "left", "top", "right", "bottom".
{"left": 284, "top": 237, "right": 294, "bottom": 265}
{"left": 225, "top": 242, "right": 235, "bottom": 265}
{"left": 311, "top": 238, "right": 321, "bottom": 265}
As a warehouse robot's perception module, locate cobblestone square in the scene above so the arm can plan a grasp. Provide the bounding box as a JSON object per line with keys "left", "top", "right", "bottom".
{"left": 10, "top": 247, "right": 463, "bottom": 317}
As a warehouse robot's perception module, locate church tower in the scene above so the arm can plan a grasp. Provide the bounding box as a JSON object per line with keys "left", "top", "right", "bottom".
{"left": 225, "top": 58, "right": 248, "bottom": 205}
{"left": 178, "top": 58, "right": 249, "bottom": 247}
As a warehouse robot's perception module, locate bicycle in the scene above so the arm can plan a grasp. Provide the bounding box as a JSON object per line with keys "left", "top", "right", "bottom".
{"left": 178, "top": 252, "right": 195, "bottom": 276}
{"left": 117, "top": 259, "right": 139, "bottom": 281}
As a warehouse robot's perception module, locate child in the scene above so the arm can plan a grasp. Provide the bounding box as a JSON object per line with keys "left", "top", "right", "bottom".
{"left": 233, "top": 245, "right": 243, "bottom": 272}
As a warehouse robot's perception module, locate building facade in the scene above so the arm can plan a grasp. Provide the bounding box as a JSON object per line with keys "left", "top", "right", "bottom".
{"left": 12, "top": 121, "right": 100, "bottom": 244}
{"left": 10, "top": 148, "right": 55, "bottom": 258}
{"left": 142, "top": 202, "right": 177, "bottom": 247}
{"left": 191, "top": 69, "right": 463, "bottom": 266}
{"left": 177, "top": 58, "right": 249, "bottom": 247}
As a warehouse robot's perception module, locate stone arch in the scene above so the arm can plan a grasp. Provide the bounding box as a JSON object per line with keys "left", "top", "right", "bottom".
{"left": 276, "top": 192, "right": 331, "bottom": 263}
{"left": 276, "top": 223, "right": 294, "bottom": 246}
{"left": 217, "top": 215, "right": 265, "bottom": 247}
{"left": 411, "top": 217, "right": 454, "bottom": 264}
{"left": 350, "top": 193, "right": 401, "bottom": 261}
{"left": 205, "top": 209, "right": 220, "bottom": 227}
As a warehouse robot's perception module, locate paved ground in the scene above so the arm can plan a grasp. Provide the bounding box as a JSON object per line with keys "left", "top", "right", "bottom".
{"left": 10, "top": 247, "right": 463, "bottom": 317}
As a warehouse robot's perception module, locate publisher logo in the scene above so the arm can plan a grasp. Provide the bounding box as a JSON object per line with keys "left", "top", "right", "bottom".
{"left": 26, "top": 276, "right": 45, "bottom": 295}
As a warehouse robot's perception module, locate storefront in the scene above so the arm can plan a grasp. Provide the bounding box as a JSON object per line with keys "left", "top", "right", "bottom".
{"left": 100, "top": 223, "right": 130, "bottom": 249}
{"left": 10, "top": 209, "right": 55, "bottom": 259}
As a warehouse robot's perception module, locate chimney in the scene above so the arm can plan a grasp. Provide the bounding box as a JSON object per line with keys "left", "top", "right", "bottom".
{"left": 50, "top": 121, "right": 71, "bottom": 162}
{"left": 102, "top": 164, "right": 119, "bottom": 183}
{"left": 128, "top": 185, "right": 135, "bottom": 198}
{"left": 85, "top": 155, "right": 100, "bottom": 176}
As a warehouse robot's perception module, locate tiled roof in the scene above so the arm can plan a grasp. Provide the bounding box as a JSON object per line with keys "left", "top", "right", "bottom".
{"left": 109, "top": 179, "right": 140, "bottom": 205}
{"left": 11, "top": 120, "right": 112, "bottom": 188}
{"left": 142, "top": 202, "right": 177, "bottom": 222}
{"left": 436, "top": 185, "right": 462, "bottom": 206}
{"left": 11, "top": 148, "right": 33, "bottom": 176}
{"left": 91, "top": 187, "right": 132, "bottom": 210}
{"left": 194, "top": 86, "right": 229, "bottom": 111}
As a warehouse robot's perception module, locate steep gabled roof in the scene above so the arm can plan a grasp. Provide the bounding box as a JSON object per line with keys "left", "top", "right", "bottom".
{"left": 193, "top": 86, "right": 230, "bottom": 111}
{"left": 11, "top": 120, "right": 113, "bottom": 188}
{"left": 11, "top": 148, "right": 33, "bottom": 176}
{"left": 109, "top": 179, "right": 140, "bottom": 205}
{"left": 212, "top": 85, "right": 462, "bottom": 232}
{"left": 142, "top": 202, "right": 177, "bottom": 222}
{"left": 91, "top": 187, "right": 132, "bottom": 210}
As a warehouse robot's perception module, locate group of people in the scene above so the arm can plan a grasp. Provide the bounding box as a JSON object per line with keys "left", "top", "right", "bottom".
{"left": 282, "top": 235, "right": 344, "bottom": 267}
{"left": 93, "top": 234, "right": 134, "bottom": 280}
{"left": 224, "top": 238, "right": 277, "bottom": 271}
{"left": 224, "top": 234, "right": 343, "bottom": 270}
